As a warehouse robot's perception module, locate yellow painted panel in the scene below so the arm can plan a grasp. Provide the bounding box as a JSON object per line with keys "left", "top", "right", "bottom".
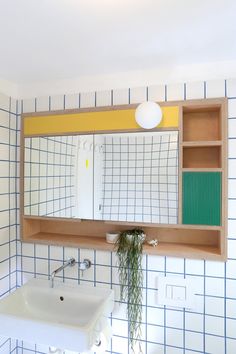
{"left": 24, "top": 106, "right": 179, "bottom": 136}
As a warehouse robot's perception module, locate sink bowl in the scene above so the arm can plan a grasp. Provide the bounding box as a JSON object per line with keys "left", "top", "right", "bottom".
{"left": 0, "top": 278, "right": 114, "bottom": 352}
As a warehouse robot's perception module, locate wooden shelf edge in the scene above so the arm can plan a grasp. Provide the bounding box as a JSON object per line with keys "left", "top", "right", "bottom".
{"left": 23, "top": 232, "right": 224, "bottom": 261}
{"left": 23, "top": 215, "right": 82, "bottom": 223}
{"left": 181, "top": 168, "right": 223, "bottom": 172}
{"left": 182, "top": 141, "right": 222, "bottom": 147}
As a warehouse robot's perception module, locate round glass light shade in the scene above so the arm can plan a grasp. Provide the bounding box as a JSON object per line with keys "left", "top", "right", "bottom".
{"left": 135, "top": 101, "right": 162, "bottom": 129}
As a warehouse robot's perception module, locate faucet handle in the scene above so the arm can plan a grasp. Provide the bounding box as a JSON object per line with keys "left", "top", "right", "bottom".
{"left": 79, "top": 258, "right": 92, "bottom": 277}
{"left": 83, "top": 259, "right": 92, "bottom": 269}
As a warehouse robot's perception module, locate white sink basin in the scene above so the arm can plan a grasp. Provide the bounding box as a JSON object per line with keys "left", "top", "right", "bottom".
{"left": 0, "top": 278, "right": 114, "bottom": 352}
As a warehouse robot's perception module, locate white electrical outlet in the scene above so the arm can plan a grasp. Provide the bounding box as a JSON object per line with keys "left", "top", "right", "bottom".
{"left": 157, "top": 276, "right": 196, "bottom": 309}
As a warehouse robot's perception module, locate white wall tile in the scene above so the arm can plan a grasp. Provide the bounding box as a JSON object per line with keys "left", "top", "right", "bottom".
{"left": 205, "top": 296, "right": 225, "bottom": 317}
{"left": 229, "top": 119, "right": 236, "bottom": 138}
{"left": 228, "top": 240, "right": 236, "bottom": 259}
{"left": 205, "top": 334, "right": 225, "bottom": 354}
{"left": 166, "top": 347, "right": 183, "bottom": 354}
{"left": 96, "top": 265, "right": 111, "bottom": 283}
{"left": 205, "top": 260, "right": 225, "bottom": 277}
{"left": 227, "top": 279, "right": 236, "bottom": 298}
{"left": 96, "top": 250, "right": 111, "bottom": 266}
{"left": 165, "top": 327, "right": 183, "bottom": 347}
{"left": 206, "top": 79, "right": 225, "bottom": 98}
{"left": 226, "top": 318, "right": 236, "bottom": 338}
{"left": 186, "top": 81, "right": 205, "bottom": 99}
{"left": 36, "top": 96, "right": 50, "bottom": 112}
{"left": 50, "top": 245, "right": 63, "bottom": 260}
{"left": 147, "top": 255, "right": 165, "bottom": 272}
{"left": 10, "top": 98, "right": 17, "bottom": 114}
{"left": 96, "top": 90, "right": 112, "bottom": 107}
{"left": 185, "top": 312, "right": 203, "bottom": 332}
{"left": 112, "top": 88, "right": 129, "bottom": 105}
{"left": 64, "top": 93, "right": 79, "bottom": 109}
{"left": 166, "top": 309, "right": 183, "bottom": 329}
{"left": 112, "top": 335, "right": 128, "bottom": 354}
{"left": 228, "top": 159, "right": 236, "bottom": 178}
{"left": 22, "top": 257, "right": 34, "bottom": 273}
{"left": 227, "top": 338, "right": 236, "bottom": 354}
{"left": 130, "top": 86, "right": 147, "bottom": 104}
{"left": 0, "top": 93, "right": 10, "bottom": 111}
{"left": 36, "top": 258, "right": 49, "bottom": 275}
{"left": 50, "top": 94, "right": 64, "bottom": 110}
{"left": 226, "top": 298, "right": 236, "bottom": 319}
{"left": 147, "top": 306, "right": 164, "bottom": 326}
{"left": 228, "top": 200, "right": 236, "bottom": 219}
{"left": 185, "top": 259, "right": 204, "bottom": 275}
{"left": 147, "top": 323, "right": 164, "bottom": 343}
{"left": 229, "top": 139, "right": 236, "bottom": 158}
{"left": 22, "top": 98, "right": 35, "bottom": 113}
{"left": 35, "top": 244, "right": 48, "bottom": 259}
{"left": 80, "top": 92, "right": 95, "bottom": 108}
{"left": 227, "top": 79, "right": 236, "bottom": 98}
{"left": 185, "top": 331, "right": 203, "bottom": 352}
{"left": 166, "top": 83, "right": 184, "bottom": 101}
{"left": 205, "top": 277, "right": 225, "bottom": 297}
{"left": 226, "top": 259, "right": 236, "bottom": 278}
{"left": 228, "top": 99, "right": 236, "bottom": 118}
{"left": 166, "top": 257, "right": 184, "bottom": 274}
{"left": 148, "top": 85, "right": 166, "bottom": 102}
{"left": 146, "top": 342, "right": 164, "bottom": 354}
{"left": 229, "top": 179, "right": 236, "bottom": 198}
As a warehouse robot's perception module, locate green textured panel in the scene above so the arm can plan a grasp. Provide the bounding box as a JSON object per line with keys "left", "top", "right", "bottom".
{"left": 183, "top": 172, "right": 221, "bottom": 226}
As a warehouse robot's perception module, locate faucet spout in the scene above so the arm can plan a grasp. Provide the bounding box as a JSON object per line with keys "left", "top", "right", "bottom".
{"left": 50, "top": 258, "right": 76, "bottom": 288}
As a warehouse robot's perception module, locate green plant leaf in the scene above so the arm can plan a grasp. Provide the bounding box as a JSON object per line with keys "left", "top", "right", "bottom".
{"left": 116, "top": 228, "right": 144, "bottom": 351}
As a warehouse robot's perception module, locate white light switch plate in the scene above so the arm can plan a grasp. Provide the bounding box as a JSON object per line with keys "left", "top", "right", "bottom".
{"left": 157, "top": 276, "right": 196, "bottom": 309}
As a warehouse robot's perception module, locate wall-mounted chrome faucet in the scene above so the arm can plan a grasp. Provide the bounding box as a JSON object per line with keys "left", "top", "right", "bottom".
{"left": 50, "top": 257, "right": 92, "bottom": 288}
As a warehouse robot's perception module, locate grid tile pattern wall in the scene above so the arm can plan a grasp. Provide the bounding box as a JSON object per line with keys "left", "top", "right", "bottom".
{"left": 24, "top": 136, "right": 76, "bottom": 218}
{"left": 0, "top": 93, "right": 18, "bottom": 354}
{"left": 0, "top": 79, "right": 235, "bottom": 353}
{"left": 102, "top": 132, "right": 178, "bottom": 224}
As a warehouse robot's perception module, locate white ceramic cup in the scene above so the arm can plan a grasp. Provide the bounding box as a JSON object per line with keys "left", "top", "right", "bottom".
{"left": 106, "top": 232, "right": 119, "bottom": 244}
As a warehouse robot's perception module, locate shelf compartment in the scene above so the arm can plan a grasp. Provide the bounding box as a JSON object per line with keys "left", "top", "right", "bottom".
{"left": 22, "top": 216, "right": 223, "bottom": 260}
{"left": 24, "top": 229, "right": 222, "bottom": 261}
{"left": 183, "top": 107, "right": 221, "bottom": 142}
{"left": 183, "top": 146, "right": 221, "bottom": 168}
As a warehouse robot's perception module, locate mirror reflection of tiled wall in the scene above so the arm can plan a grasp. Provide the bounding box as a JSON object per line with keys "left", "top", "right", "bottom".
{"left": 24, "top": 136, "right": 76, "bottom": 218}
{"left": 24, "top": 131, "right": 179, "bottom": 224}
{"left": 102, "top": 131, "right": 179, "bottom": 223}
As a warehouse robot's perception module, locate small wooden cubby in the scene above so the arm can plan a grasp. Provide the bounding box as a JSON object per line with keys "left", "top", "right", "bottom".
{"left": 183, "top": 145, "right": 222, "bottom": 168}
{"left": 21, "top": 98, "right": 228, "bottom": 261}
{"left": 183, "top": 106, "right": 221, "bottom": 141}
{"left": 182, "top": 104, "right": 223, "bottom": 170}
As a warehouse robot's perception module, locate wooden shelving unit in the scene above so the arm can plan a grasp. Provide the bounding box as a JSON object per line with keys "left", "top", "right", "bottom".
{"left": 179, "top": 99, "right": 227, "bottom": 259}
{"left": 21, "top": 98, "right": 228, "bottom": 260}
{"left": 23, "top": 216, "right": 222, "bottom": 260}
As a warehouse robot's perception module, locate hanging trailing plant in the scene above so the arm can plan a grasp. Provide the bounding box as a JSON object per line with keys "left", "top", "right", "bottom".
{"left": 116, "top": 228, "right": 145, "bottom": 352}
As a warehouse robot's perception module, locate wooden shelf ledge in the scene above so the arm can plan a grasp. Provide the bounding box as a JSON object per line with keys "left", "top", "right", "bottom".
{"left": 182, "top": 141, "right": 222, "bottom": 147}
{"left": 24, "top": 232, "right": 223, "bottom": 261}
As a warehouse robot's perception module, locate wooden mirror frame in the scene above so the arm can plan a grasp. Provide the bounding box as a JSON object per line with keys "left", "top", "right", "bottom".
{"left": 20, "top": 98, "right": 228, "bottom": 260}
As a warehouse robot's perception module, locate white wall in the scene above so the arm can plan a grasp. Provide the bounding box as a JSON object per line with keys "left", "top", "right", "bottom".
{"left": 14, "top": 77, "right": 236, "bottom": 354}
{"left": 0, "top": 92, "right": 18, "bottom": 354}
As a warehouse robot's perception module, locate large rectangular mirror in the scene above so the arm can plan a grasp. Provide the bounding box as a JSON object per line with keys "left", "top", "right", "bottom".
{"left": 24, "top": 131, "right": 179, "bottom": 224}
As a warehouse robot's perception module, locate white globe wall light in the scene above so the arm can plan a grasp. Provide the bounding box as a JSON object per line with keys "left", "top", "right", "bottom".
{"left": 135, "top": 101, "right": 163, "bottom": 129}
